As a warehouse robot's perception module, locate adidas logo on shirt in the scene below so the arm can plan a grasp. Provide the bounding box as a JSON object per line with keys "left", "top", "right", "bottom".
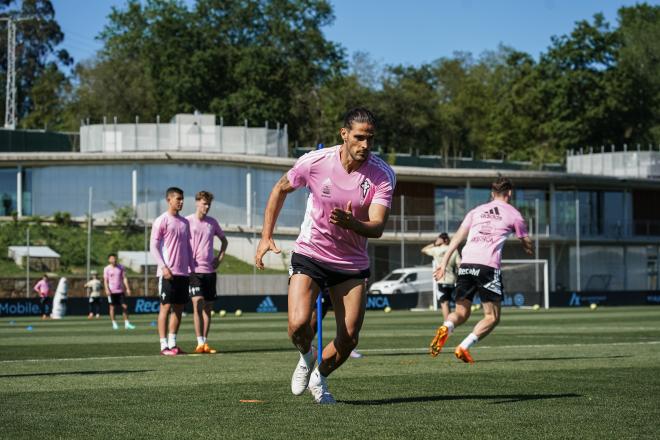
{"left": 257, "top": 296, "right": 278, "bottom": 313}
{"left": 481, "top": 206, "right": 502, "bottom": 220}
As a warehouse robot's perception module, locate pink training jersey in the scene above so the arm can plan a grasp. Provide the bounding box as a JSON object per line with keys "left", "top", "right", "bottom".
{"left": 187, "top": 214, "right": 225, "bottom": 274}
{"left": 287, "top": 145, "right": 396, "bottom": 271}
{"left": 33, "top": 279, "right": 51, "bottom": 298}
{"left": 150, "top": 212, "right": 192, "bottom": 277}
{"left": 460, "top": 199, "right": 528, "bottom": 269}
{"left": 103, "top": 264, "right": 126, "bottom": 294}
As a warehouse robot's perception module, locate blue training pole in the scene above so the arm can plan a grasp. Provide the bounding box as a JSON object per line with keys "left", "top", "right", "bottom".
{"left": 316, "top": 143, "right": 324, "bottom": 365}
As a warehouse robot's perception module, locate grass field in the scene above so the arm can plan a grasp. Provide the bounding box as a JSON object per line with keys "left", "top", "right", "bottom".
{"left": 1, "top": 307, "right": 659, "bottom": 439}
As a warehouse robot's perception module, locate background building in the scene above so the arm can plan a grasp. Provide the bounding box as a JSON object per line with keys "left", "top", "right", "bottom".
{"left": 1, "top": 118, "right": 659, "bottom": 298}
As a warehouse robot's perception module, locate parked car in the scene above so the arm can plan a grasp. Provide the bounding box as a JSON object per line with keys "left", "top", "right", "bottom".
{"left": 368, "top": 267, "right": 434, "bottom": 295}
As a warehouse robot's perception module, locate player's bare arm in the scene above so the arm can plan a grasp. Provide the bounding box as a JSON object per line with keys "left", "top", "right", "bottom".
{"left": 330, "top": 201, "right": 390, "bottom": 238}
{"left": 214, "top": 235, "right": 229, "bottom": 268}
{"left": 434, "top": 226, "right": 468, "bottom": 281}
{"left": 123, "top": 276, "right": 131, "bottom": 296}
{"left": 255, "top": 173, "right": 296, "bottom": 269}
{"left": 520, "top": 236, "right": 533, "bottom": 255}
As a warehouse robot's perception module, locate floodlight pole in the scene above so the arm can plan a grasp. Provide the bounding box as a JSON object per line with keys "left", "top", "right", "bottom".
{"left": 400, "top": 195, "right": 405, "bottom": 269}
{"left": 25, "top": 226, "right": 29, "bottom": 297}
{"left": 1, "top": 16, "right": 35, "bottom": 129}
{"left": 86, "top": 187, "right": 92, "bottom": 283}
{"left": 575, "top": 198, "right": 581, "bottom": 291}
{"left": 535, "top": 198, "right": 540, "bottom": 292}
{"left": 143, "top": 189, "right": 148, "bottom": 296}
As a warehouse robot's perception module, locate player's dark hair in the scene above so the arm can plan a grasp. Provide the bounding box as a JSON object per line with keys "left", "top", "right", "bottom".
{"left": 108, "top": 253, "right": 117, "bottom": 259}
{"left": 166, "top": 187, "right": 184, "bottom": 198}
{"left": 343, "top": 107, "right": 377, "bottom": 130}
{"left": 491, "top": 176, "right": 514, "bottom": 195}
{"left": 42, "top": 273, "right": 48, "bottom": 279}
{"left": 195, "top": 190, "right": 214, "bottom": 203}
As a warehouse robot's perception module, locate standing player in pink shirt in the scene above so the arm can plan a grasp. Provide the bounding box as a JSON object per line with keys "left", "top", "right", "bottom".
{"left": 430, "top": 177, "right": 533, "bottom": 363}
{"left": 187, "top": 190, "right": 228, "bottom": 354}
{"left": 33, "top": 274, "right": 52, "bottom": 319}
{"left": 103, "top": 253, "right": 135, "bottom": 330}
{"left": 150, "top": 187, "right": 192, "bottom": 356}
{"left": 255, "top": 108, "right": 396, "bottom": 404}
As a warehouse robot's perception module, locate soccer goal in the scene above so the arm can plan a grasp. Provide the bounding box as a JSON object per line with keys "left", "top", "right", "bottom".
{"left": 431, "top": 259, "right": 550, "bottom": 310}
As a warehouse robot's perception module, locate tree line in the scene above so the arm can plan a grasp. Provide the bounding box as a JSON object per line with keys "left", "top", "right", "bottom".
{"left": 1, "top": 0, "right": 659, "bottom": 164}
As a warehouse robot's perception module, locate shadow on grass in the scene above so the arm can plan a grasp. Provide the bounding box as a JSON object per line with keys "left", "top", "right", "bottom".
{"left": 367, "top": 353, "right": 627, "bottom": 363}
{"left": 339, "top": 393, "right": 581, "bottom": 406}
{"left": 0, "top": 369, "right": 154, "bottom": 378}
{"left": 478, "top": 355, "right": 626, "bottom": 363}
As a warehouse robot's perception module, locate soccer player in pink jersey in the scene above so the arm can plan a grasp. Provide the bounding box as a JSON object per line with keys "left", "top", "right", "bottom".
{"left": 151, "top": 187, "right": 193, "bottom": 356}
{"left": 33, "top": 274, "right": 52, "bottom": 319}
{"left": 255, "top": 108, "right": 396, "bottom": 404}
{"left": 430, "top": 177, "right": 533, "bottom": 363}
{"left": 187, "top": 190, "right": 228, "bottom": 354}
{"left": 103, "top": 253, "right": 135, "bottom": 330}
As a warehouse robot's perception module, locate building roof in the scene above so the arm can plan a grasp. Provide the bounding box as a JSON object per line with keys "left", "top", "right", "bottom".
{"left": 8, "top": 246, "right": 60, "bottom": 258}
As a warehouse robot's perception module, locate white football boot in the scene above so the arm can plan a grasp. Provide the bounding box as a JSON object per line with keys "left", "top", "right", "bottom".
{"left": 308, "top": 368, "right": 336, "bottom": 404}
{"left": 291, "top": 353, "right": 314, "bottom": 396}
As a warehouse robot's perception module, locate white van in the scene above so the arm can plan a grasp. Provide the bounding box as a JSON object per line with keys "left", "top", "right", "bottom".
{"left": 368, "top": 267, "right": 434, "bottom": 295}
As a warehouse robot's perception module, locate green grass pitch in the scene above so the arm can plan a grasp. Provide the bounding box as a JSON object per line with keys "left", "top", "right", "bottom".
{"left": 1, "top": 306, "right": 659, "bottom": 439}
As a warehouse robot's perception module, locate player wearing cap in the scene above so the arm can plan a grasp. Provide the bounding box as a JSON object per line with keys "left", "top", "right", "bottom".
{"left": 422, "top": 232, "right": 460, "bottom": 322}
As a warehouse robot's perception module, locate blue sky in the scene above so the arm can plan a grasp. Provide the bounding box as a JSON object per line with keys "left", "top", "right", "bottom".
{"left": 51, "top": 0, "right": 653, "bottom": 66}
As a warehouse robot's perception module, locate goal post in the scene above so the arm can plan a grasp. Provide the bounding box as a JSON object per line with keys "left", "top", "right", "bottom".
{"left": 431, "top": 259, "right": 550, "bottom": 310}
{"left": 501, "top": 259, "right": 550, "bottom": 309}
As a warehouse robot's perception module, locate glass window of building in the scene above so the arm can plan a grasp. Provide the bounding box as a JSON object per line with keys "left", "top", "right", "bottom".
{"left": 0, "top": 168, "right": 17, "bottom": 215}
{"left": 514, "top": 189, "right": 548, "bottom": 235}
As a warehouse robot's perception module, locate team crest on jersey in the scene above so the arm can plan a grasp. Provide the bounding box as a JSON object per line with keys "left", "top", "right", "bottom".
{"left": 360, "top": 179, "right": 371, "bottom": 205}
{"left": 321, "top": 178, "right": 332, "bottom": 198}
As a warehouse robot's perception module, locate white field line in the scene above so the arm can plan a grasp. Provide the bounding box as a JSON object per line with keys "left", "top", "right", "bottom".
{"left": 1, "top": 341, "right": 659, "bottom": 365}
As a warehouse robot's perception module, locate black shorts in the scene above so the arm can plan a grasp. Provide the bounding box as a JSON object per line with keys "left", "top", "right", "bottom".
{"left": 436, "top": 284, "right": 455, "bottom": 302}
{"left": 108, "top": 293, "right": 125, "bottom": 306}
{"left": 189, "top": 273, "right": 217, "bottom": 301}
{"left": 289, "top": 253, "right": 370, "bottom": 291}
{"left": 159, "top": 276, "right": 190, "bottom": 305}
{"left": 455, "top": 264, "right": 504, "bottom": 303}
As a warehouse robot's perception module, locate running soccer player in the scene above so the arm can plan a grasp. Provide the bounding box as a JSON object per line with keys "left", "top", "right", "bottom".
{"left": 151, "top": 187, "right": 192, "bottom": 356}
{"left": 187, "top": 190, "right": 228, "bottom": 354}
{"left": 103, "top": 254, "right": 136, "bottom": 330}
{"left": 255, "top": 107, "right": 395, "bottom": 404}
{"left": 429, "top": 176, "right": 532, "bottom": 363}
{"left": 85, "top": 271, "right": 102, "bottom": 319}
{"left": 421, "top": 232, "right": 460, "bottom": 321}
{"left": 33, "top": 274, "right": 52, "bottom": 319}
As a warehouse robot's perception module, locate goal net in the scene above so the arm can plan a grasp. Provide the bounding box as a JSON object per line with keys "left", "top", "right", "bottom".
{"left": 431, "top": 259, "right": 549, "bottom": 310}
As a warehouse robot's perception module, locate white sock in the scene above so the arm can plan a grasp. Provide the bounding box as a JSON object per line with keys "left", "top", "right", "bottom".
{"left": 443, "top": 320, "right": 455, "bottom": 334}
{"left": 301, "top": 349, "right": 315, "bottom": 369}
{"left": 112, "top": 320, "right": 117, "bottom": 325}
{"left": 167, "top": 333, "right": 177, "bottom": 349}
{"left": 459, "top": 333, "right": 479, "bottom": 350}
{"left": 202, "top": 337, "right": 207, "bottom": 344}
{"left": 159, "top": 338, "right": 168, "bottom": 351}
{"left": 197, "top": 336, "right": 205, "bottom": 345}
{"left": 124, "top": 320, "right": 131, "bottom": 327}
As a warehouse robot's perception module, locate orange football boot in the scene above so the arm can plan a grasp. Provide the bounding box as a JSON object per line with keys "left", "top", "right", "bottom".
{"left": 454, "top": 346, "right": 475, "bottom": 364}
{"left": 429, "top": 325, "right": 450, "bottom": 357}
{"left": 194, "top": 344, "right": 206, "bottom": 354}
{"left": 203, "top": 343, "right": 217, "bottom": 354}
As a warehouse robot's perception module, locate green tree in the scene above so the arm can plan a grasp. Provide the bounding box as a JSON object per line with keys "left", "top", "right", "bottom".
{"left": 73, "top": 0, "right": 344, "bottom": 147}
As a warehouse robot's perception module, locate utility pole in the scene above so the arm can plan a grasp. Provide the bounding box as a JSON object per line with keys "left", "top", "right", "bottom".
{"left": 1, "top": 15, "right": 35, "bottom": 129}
